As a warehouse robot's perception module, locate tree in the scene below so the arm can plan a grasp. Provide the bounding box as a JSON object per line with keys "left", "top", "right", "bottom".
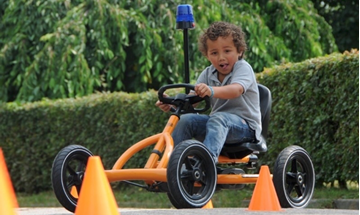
{"left": 311, "top": 0, "right": 359, "bottom": 52}
{"left": 0, "top": 0, "right": 337, "bottom": 102}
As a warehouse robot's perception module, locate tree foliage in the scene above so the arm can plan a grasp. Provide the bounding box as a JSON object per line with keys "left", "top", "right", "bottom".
{"left": 0, "top": 0, "right": 337, "bottom": 102}
{"left": 311, "top": 0, "right": 359, "bottom": 52}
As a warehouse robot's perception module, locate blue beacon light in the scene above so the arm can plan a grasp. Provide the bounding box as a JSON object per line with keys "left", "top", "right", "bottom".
{"left": 175, "top": 4, "right": 194, "bottom": 89}
{"left": 176, "top": 4, "right": 195, "bottom": 29}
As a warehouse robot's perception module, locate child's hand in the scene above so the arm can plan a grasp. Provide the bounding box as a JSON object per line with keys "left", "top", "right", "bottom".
{"left": 155, "top": 93, "right": 173, "bottom": 112}
{"left": 195, "top": 83, "right": 212, "bottom": 98}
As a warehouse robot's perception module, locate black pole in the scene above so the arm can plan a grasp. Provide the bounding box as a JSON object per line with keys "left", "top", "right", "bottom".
{"left": 175, "top": 4, "right": 194, "bottom": 94}
{"left": 183, "top": 29, "right": 190, "bottom": 93}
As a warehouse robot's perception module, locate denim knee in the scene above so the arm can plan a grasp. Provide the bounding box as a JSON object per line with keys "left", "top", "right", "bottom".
{"left": 177, "top": 114, "right": 195, "bottom": 128}
{"left": 207, "top": 112, "right": 230, "bottom": 127}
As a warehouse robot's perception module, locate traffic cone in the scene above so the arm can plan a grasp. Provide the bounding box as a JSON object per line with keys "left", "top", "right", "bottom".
{"left": 74, "top": 156, "right": 119, "bottom": 215}
{"left": 247, "top": 165, "right": 282, "bottom": 211}
{"left": 202, "top": 200, "right": 214, "bottom": 209}
{"left": 70, "top": 185, "right": 78, "bottom": 198}
{"left": 0, "top": 148, "right": 18, "bottom": 215}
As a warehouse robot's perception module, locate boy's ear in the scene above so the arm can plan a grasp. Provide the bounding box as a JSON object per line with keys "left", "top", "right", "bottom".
{"left": 238, "top": 51, "right": 243, "bottom": 59}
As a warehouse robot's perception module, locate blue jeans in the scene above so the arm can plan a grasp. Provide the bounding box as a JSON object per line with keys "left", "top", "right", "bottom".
{"left": 172, "top": 112, "right": 255, "bottom": 162}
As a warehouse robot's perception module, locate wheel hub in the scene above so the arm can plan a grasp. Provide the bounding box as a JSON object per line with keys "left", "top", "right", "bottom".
{"left": 297, "top": 173, "right": 304, "bottom": 185}
{"left": 68, "top": 172, "right": 84, "bottom": 185}
{"left": 78, "top": 172, "right": 84, "bottom": 181}
{"left": 192, "top": 168, "right": 201, "bottom": 181}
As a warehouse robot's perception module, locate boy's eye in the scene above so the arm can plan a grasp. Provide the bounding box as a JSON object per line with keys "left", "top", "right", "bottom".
{"left": 211, "top": 52, "right": 217, "bottom": 55}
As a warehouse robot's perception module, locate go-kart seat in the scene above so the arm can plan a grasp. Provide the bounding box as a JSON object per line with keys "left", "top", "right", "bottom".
{"left": 220, "top": 84, "right": 272, "bottom": 159}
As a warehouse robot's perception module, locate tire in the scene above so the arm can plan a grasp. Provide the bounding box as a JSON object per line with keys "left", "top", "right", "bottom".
{"left": 167, "top": 140, "right": 217, "bottom": 208}
{"left": 273, "top": 145, "right": 315, "bottom": 208}
{"left": 51, "top": 145, "right": 93, "bottom": 212}
{"left": 167, "top": 192, "right": 180, "bottom": 208}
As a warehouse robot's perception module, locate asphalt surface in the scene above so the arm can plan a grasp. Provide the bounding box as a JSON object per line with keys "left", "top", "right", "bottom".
{"left": 14, "top": 198, "right": 359, "bottom": 215}
{"left": 17, "top": 207, "right": 359, "bottom": 215}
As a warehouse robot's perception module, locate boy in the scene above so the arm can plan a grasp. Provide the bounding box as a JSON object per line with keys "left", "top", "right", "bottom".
{"left": 156, "top": 21, "right": 261, "bottom": 162}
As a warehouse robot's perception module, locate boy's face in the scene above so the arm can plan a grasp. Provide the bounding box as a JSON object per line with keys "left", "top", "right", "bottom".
{"left": 206, "top": 36, "right": 242, "bottom": 77}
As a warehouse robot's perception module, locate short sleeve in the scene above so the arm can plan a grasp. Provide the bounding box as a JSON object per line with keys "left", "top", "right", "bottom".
{"left": 231, "top": 60, "right": 255, "bottom": 93}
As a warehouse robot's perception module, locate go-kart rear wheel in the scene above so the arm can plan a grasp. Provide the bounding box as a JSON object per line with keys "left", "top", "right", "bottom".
{"left": 273, "top": 145, "right": 315, "bottom": 208}
{"left": 51, "top": 145, "right": 93, "bottom": 212}
{"left": 167, "top": 140, "right": 217, "bottom": 208}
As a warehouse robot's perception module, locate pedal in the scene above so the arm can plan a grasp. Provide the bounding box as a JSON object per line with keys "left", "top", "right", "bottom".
{"left": 246, "top": 161, "right": 256, "bottom": 169}
{"left": 246, "top": 154, "right": 258, "bottom": 169}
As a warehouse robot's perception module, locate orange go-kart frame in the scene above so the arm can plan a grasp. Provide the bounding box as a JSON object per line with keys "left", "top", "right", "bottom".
{"left": 105, "top": 113, "right": 258, "bottom": 184}
{"left": 51, "top": 83, "right": 315, "bottom": 212}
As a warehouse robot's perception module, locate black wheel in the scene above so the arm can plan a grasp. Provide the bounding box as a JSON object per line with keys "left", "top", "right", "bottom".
{"left": 51, "top": 145, "right": 93, "bottom": 212}
{"left": 167, "top": 140, "right": 217, "bottom": 208}
{"left": 166, "top": 192, "right": 180, "bottom": 208}
{"left": 273, "top": 145, "right": 315, "bottom": 208}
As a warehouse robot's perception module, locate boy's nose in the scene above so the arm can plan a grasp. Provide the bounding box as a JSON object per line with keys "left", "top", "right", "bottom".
{"left": 218, "top": 53, "right": 225, "bottom": 60}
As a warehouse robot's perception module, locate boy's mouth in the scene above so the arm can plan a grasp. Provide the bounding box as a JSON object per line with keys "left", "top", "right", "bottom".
{"left": 220, "top": 63, "right": 229, "bottom": 69}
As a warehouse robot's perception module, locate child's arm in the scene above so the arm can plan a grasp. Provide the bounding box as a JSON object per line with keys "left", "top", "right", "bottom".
{"left": 195, "top": 83, "right": 243, "bottom": 99}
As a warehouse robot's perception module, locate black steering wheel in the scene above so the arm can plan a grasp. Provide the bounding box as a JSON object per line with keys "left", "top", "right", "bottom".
{"left": 158, "top": 84, "right": 210, "bottom": 114}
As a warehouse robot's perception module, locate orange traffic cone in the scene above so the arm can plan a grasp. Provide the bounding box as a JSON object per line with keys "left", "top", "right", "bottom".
{"left": 202, "top": 200, "right": 214, "bottom": 209}
{"left": 247, "top": 165, "right": 282, "bottom": 211}
{"left": 74, "top": 156, "right": 119, "bottom": 215}
{"left": 0, "top": 148, "right": 18, "bottom": 215}
{"left": 70, "top": 185, "right": 79, "bottom": 198}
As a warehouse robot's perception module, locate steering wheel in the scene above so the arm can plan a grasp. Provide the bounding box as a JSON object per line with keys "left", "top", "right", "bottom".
{"left": 158, "top": 84, "right": 210, "bottom": 114}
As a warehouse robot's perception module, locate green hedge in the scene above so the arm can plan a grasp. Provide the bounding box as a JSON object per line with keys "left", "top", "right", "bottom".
{"left": 0, "top": 51, "right": 358, "bottom": 193}
{"left": 257, "top": 50, "right": 359, "bottom": 185}
{"left": 0, "top": 91, "right": 169, "bottom": 193}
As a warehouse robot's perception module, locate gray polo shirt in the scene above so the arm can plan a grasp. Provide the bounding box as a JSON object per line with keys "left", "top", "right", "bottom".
{"left": 196, "top": 59, "right": 262, "bottom": 141}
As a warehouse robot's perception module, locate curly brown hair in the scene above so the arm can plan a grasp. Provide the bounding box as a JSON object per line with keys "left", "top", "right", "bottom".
{"left": 198, "top": 21, "right": 247, "bottom": 60}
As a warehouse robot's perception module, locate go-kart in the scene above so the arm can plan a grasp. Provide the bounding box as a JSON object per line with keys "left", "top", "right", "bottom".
{"left": 51, "top": 83, "right": 315, "bottom": 212}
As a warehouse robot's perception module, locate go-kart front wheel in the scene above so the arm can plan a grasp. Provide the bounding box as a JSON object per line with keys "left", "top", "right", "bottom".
{"left": 273, "top": 145, "right": 315, "bottom": 208}
{"left": 167, "top": 140, "right": 217, "bottom": 208}
{"left": 51, "top": 145, "right": 93, "bottom": 212}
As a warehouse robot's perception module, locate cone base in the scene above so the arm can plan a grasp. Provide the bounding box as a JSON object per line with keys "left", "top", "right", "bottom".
{"left": 202, "top": 200, "right": 213, "bottom": 209}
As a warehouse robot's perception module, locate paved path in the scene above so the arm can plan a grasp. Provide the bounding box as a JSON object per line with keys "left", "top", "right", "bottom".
{"left": 17, "top": 208, "right": 359, "bottom": 215}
